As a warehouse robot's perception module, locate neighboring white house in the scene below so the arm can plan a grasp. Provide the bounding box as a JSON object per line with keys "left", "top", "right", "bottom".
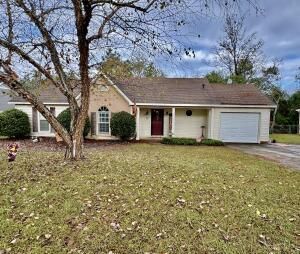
{"left": 10, "top": 87, "right": 69, "bottom": 137}
{"left": 10, "top": 77, "right": 276, "bottom": 143}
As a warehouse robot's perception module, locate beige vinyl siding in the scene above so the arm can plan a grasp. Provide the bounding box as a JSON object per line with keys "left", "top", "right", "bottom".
{"left": 173, "top": 109, "right": 208, "bottom": 138}
{"left": 163, "top": 109, "right": 171, "bottom": 137}
{"left": 211, "top": 108, "right": 271, "bottom": 142}
{"left": 15, "top": 104, "right": 68, "bottom": 137}
{"left": 139, "top": 108, "right": 151, "bottom": 138}
{"left": 15, "top": 105, "right": 33, "bottom": 132}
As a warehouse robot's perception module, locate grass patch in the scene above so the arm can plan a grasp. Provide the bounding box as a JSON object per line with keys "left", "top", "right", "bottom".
{"left": 0, "top": 144, "right": 299, "bottom": 253}
{"left": 270, "top": 134, "right": 300, "bottom": 144}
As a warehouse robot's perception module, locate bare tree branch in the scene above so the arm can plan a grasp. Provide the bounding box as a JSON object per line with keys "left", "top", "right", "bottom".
{"left": 15, "top": 0, "right": 70, "bottom": 92}
{"left": 87, "top": 7, "right": 120, "bottom": 42}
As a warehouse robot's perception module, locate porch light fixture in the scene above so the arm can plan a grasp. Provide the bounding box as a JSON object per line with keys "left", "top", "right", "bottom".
{"left": 145, "top": 110, "right": 149, "bottom": 115}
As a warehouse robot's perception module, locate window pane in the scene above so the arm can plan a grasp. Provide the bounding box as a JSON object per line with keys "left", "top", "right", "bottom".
{"left": 99, "top": 123, "right": 109, "bottom": 133}
{"left": 40, "top": 120, "right": 49, "bottom": 131}
{"left": 98, "top": 107, "right": 110, "bottom": 134}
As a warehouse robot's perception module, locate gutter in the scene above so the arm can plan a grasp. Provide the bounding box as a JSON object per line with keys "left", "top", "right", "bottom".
{"left": 134, "top": 103, "right": 277, "bottom": 109}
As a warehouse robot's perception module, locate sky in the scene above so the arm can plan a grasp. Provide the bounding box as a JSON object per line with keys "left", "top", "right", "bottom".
{"left": 159, "top": 0, "right": 300, "bottom": 93}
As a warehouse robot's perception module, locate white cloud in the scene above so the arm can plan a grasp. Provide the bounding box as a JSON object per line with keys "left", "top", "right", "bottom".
{"left": 181, "top": 50, "right": 215, "bottom": 63}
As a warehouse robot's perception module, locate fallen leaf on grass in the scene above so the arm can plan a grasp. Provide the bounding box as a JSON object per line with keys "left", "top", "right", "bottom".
{"left": 10, "top": 239, "right": 17, "bottom": 244}
{"left": 256, "top": 209, "right": 261, "bottom": 216}
{"left": 176, "top": 197, "right": 186, "bottom": 205}
{"left": 45, "top": 234, "right": 51, "bottom": 239}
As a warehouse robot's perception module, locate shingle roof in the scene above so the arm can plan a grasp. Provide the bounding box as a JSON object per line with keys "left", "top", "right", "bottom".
{"left": 10, "top": 77, "right": 275, "bottom": 106}
{"left": 10, "top": 85, "right": 77, "bottom": 104}
{"left": 115, "top": 77, "right": 275, "bottom": 106}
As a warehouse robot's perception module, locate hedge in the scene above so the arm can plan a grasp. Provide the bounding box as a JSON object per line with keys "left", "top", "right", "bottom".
{"left": 161, "top": 137, "right": 225, "bottom": 146}
{"left": 0, "top": 109, "right": 31, "bottom": 138}
{"left": 161, "top": 137, "right": 198, "bottom": 145}
{"left": 200, "top": 139, "right": 224, "bottom": 146}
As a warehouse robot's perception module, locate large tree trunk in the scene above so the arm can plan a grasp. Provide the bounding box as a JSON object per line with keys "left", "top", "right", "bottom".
{"left": 68, "top": 2, "right": 92, "bottom": 160}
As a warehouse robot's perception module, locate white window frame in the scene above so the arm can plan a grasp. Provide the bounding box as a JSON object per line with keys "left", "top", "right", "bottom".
{"left": 38, "top": 112, "right": 50, "bottom": 133}
{"left": 97, "top": 106, "right": 110, "bottom": 135}
{"left": 37, "top": 107, "right": 56, "bottom": 133}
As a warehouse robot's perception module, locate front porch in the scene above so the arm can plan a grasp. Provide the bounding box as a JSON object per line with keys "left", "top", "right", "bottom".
{"left": 135, "top": 107, "right": 212, "bottom": 140}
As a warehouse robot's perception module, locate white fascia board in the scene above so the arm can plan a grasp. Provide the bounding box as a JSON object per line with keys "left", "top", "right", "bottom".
{"left": 135, "top": 103, "right": 277, "bottom": 109}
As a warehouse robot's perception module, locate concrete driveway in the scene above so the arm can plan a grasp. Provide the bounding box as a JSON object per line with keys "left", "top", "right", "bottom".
{"left": 229, "top": 143, "right": 300, "bottom": 171}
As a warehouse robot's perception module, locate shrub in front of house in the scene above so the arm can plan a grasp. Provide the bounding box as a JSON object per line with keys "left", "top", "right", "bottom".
{"left": 161, "top": 137, "right": 225, "bottom": 146}
{"left": 161, "top": 137, "right": 198, "bottom": 145}
{"left": 110, "top": 111, "right": 136, "bottom": 141}
{"left": 200, "top": 139, "right": 225, "bottom": 146}
{"left": 0, "top": 109, "right": 31, "bottom": 138}
{"left": 57, "top": 108, "right": 91, "bottom": 137}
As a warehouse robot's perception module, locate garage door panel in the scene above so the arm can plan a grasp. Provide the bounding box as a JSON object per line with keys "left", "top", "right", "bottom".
{"left": 220, "top": 113, "right": 259, "bottom": 143}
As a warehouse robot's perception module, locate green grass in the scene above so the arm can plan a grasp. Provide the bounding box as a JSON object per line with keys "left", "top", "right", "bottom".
{"left": 0, "top": 144, "right": 299, "bottom": 253}
{"left": 270, "top": 134, "right": 300, "bottom": 144}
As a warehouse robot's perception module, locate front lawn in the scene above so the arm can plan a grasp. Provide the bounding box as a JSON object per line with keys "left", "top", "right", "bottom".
{"left": 0, "top": 144, "right": 299, "bottom": 253}
{"left": 270, "top": 134, "right": 300, "bottom": 144}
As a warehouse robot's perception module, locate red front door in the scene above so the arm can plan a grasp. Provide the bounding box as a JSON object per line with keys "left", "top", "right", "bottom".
{"left": 151, "top": 109, "right": 164, "bottom": 135}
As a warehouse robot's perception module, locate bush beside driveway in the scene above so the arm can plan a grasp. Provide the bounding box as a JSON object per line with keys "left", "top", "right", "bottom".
{"left": 0, "top": 144, "right": 299, "bottom": 253}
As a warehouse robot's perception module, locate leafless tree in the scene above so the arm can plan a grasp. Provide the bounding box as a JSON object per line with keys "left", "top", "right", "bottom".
{"left": 0, "top": 0, "right": 260, "bottom": 160}
{"left": 214, "top": 14, "right": 264, "bottom": 79}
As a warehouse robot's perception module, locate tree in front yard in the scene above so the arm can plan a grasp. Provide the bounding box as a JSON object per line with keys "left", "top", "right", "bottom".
{"left": 57, "top": 108, "right": 91, "bottom": 138}
{"left": 0, "top": 0, "right": 260, "bottom": 159}
{"left": 0, "top": 109, "right": 30, "bottom": 138}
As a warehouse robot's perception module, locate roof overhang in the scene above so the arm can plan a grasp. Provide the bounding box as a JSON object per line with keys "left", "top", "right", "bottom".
{"left": 9, "top": 102, "right": 69, "bottom": 105}
{"left": 135, "top": 103, "right": 277, "bottom": 109}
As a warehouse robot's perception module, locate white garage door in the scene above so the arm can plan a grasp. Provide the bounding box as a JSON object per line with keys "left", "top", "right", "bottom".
{"left": 219, "top": 113, "right": 260, "bottom": 143}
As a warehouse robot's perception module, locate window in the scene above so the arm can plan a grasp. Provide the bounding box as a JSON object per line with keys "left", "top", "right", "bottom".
{"left": 39, "top": 113, "right": 50, "bottom": 131}
{"left": 39, "top": 107, "right": 55, "bottom": 132}
{"left": 98, "top": 106, "right": 109, "bottom": 134}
